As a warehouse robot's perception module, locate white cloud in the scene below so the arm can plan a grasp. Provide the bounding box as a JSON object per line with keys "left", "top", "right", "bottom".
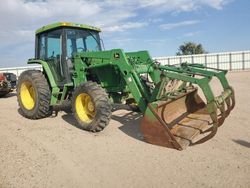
{"left": 160, "top": 20, "right": 200, "bottom": 30}
{"left": 0, "top": 0, "right": 231, "bottom": 42}
{"left": 200, "top": 0, "right": 232, "bottom": 10}
{"left": 182, "top": 31, "right": 201, "bottom": 37}
{"left": 142, "top": 0, "right": 232, "bottom": 11}
{"left": 145, "top": 39, "right": 170, "bottom": 45}
{"left": 104, "top": 22, "right": 148, "bottom": 32}
{"left": 0, "top": 0, "right": 232, "bottom": 67}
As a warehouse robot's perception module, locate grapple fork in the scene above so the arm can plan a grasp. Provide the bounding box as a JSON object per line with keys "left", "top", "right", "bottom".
{"left": 141, "top": 63, "right": 235, "bottom": 150}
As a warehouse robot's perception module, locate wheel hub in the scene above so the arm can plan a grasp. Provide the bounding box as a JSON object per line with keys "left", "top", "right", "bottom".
{"left": 20, "top": 81, "right": 36, "bottom": 110}
{"left": 75, "top": 93, "right": 96, "bottom": 123}
{"left": 87, "top": 101, "right": 95, "bottom": 112}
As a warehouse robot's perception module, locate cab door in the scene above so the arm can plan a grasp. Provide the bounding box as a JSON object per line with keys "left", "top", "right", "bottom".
{"left": 37, "top": 29, "right": 68, "bottom": 87}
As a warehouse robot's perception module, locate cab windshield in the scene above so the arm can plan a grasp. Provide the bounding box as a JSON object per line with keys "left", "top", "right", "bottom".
{"left": 66, "top": 28, "right": 101, "bottom": 57}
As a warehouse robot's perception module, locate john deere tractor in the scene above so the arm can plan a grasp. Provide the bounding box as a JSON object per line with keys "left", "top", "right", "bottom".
{"left": 17, "top": 22, "right": 235, "bottom": 150}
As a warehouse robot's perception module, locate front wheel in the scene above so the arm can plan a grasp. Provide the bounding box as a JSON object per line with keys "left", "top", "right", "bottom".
{"left": 72, "top": 81, "right": 112, "bottom": 132}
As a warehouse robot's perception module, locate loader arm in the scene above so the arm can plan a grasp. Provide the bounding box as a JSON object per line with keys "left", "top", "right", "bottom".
{"left": 73, "top": 49, "right": 151, "bottom": 111}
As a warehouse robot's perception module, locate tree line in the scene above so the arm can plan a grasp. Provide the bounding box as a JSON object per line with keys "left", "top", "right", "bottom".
{"left": 176, "top": 42, "right": 207, "bottom": 56}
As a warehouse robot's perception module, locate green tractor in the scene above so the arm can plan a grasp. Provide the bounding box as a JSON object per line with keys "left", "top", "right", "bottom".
{"left": 17, "top": 22, "right": 235, "bottom": 150}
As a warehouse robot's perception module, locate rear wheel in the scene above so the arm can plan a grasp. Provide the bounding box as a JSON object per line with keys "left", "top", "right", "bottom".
{"left": 72, "top": 81, "right": 112, "bottom": 132}
{"left": 17, "top": 70, "right": 52, "bottom": 119}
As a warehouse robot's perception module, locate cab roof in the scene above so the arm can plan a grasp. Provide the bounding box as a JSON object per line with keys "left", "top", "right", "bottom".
{"left": 35, "top": 22, "right": 101, "bottom": 34}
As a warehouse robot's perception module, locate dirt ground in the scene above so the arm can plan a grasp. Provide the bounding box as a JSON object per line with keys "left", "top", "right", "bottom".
{"left": 0, "top": 71, "right": 250, "bottom": 188}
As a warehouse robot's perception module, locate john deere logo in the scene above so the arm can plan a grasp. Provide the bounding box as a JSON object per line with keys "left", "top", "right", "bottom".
{"left": 114, "top": 53, "right": 120, "bottom": 59}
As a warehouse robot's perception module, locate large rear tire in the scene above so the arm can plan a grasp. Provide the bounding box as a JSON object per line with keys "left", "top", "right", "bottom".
{"left": 17, "top": 70, "right": 52, "bottom": 119}
{"left": 72, "top": 81, "right": 112, "bottom": 132}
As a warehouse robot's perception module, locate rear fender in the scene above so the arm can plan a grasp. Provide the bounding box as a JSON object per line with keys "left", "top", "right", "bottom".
{"left": 27, "top": 59, "right": 60, "bottom": 105}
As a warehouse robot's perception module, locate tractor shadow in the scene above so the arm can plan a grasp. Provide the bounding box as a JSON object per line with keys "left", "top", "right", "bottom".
{"left": 0, "top": 92, "right": 16, "bottom": 98}
{"left": 61, "top": 110, "right": 146, "bottom": 143}
{"left": 111, "top": 111, "right": 145, "bottom": 143}
{"left": 61, "top": 113, "right": 80, "bottom": 129}
{"left": 232, "top": 139, "right": 250, "bottom": 148}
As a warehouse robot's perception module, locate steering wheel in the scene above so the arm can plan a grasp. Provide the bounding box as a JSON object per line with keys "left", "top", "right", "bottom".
{"left": 77, "top": 47, "right": 85, "bottom": 52}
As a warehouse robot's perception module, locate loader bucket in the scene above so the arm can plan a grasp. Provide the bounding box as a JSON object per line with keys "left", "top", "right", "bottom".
{"left": 141, "top": 87, "right": 235, "bottom": 150}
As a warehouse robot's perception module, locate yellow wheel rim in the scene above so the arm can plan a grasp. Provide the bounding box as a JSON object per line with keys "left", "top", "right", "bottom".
{"left": 75, "top": 93, "right": 96, "bottom": 123}
{"left": 20, "top": 81, "right": 36, "bottom": 110}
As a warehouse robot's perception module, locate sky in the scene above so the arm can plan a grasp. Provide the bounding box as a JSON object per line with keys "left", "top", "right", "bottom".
{"left": 0, "top": 0, "right": 249, "bottom": 68}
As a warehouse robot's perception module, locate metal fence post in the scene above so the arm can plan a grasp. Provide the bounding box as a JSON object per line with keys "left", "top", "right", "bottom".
{"left": 229, "top": 53, "right": 232, "bottom": 71}
{"left": 216, "top": 54, "right": 219, "bottom": 69}
{"left": 242, "top": 52, "right": 245, "bottom": 70}
{"left": 204, "top": 55, "right": 207, "bottom": 67}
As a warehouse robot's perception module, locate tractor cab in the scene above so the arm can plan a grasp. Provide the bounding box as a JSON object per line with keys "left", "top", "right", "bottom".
{"left": 35, "top": 22, "right": 102, "bottom": 87}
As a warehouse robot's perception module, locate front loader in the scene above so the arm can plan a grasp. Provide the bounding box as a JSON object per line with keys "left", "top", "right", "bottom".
{"left": 17, "top": 22, "right": 235, "bottom": 150}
